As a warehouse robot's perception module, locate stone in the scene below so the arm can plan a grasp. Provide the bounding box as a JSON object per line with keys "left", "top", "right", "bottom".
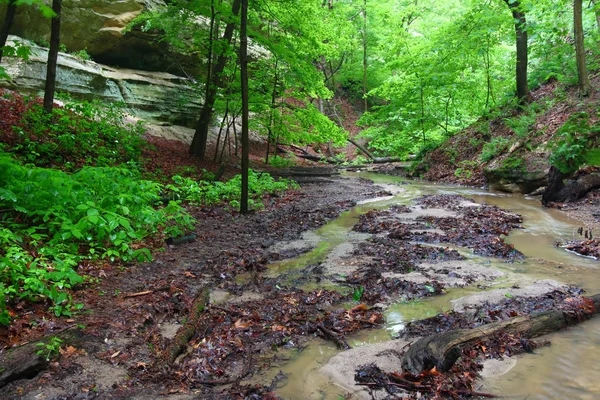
{"left": 485, "top": 150, "right": 550, "bottom": 194}
{"left": 0, "top": 0, "right": 192, "bottom": 73}
{"left": 0, "top": 36, "right": 202, "bottom": 127}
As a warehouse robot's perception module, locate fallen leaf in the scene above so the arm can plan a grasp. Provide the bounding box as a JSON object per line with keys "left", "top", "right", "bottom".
{"left": 350, "top": 304, "right": 368, "bottom": 312}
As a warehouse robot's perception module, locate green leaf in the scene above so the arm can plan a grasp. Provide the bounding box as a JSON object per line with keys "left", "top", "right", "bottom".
{"left": 0, "top": 188, "right": 17, "bottom": 202}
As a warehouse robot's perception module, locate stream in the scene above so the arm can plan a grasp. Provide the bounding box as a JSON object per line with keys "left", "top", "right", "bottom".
{"left": 260, "top": 172, "right": 600, "bottom": 399}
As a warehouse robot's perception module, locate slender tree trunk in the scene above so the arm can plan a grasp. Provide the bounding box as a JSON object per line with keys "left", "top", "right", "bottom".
{"left": 574, "top": 0, "right": 592, "bottom": 96}
{"left": 0, "top": 0, "right": 17, "bottom": 64}
{"left": 420, "top": 83, "right": 426, "bottom": 145}
{"left": 265, "top": 58, "right": 278, "bottom": 164}
{"left": 240, "top": 0, "right": 249, "bottom": 214}
{"left": 593, "top": 0, "right": 600, "bottom": 32}
{"left": 43, "top": 0, "right": 61, "bottom": 114}
{"left": 504, "top": 0, "right": 529, "bottom": 103}
{"left": 189, "top": 0, "right": 241, "bottom": 159}
{"left": 362, "top": 0, "right": 368, "bottom": 112}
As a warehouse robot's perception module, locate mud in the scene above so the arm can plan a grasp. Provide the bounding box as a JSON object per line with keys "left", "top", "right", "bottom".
{"left": 0, "top": 175, "right": 381, "bottom": 399}
{"left": 2, "top": 175, "right": 598, "bottom": 400}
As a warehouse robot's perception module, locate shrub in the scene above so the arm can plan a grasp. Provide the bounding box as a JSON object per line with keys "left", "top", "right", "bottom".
{"left": 549, "top": 113, "right": 599, "bottom": 174}
{"left": 0, "top": 153, "right": 195, "bottom": 323}
{"left": 7, "top": 98, "right": 146, "bottom": 171}
{"left": 480, "top": 137, "right": 509, "bottom": 162}
{"left": 166, "top": 170, "right": 299, "bottom": 210}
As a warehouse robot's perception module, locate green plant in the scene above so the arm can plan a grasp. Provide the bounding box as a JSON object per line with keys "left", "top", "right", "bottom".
{"left": 549, "top": 113, "right": 598, "bottom": 173}
{"left": 36, "top": 336, "right": 63, "bottom": 361}
{"left": 500, "top": 156, "right": 524, "bottom": 172}
{"left": 584, "top": 148, "right": 600, "bottom": 166}
{"left": 268, "top": 155, "right": 295, "bottom": 167}
{"left": 166, "top": 170, "right": 298, "bottom": 211}
{"left": 11, "top": 99, "right": 146, "bottom": 171}
{"left": 454, "top": 160, "right": 479, "bottom": 181}
{"left": 72, "top": 48, "right": 92, "bottom": 61}
{"left": 0, "top": 153, "right": 195, "bottom": 324}
{"left": 504, "top": 112, "right": 536, "bottom": 139}
{"left": 352, "top": 286, "right": 365, "bottom": 302}
{"left": 480, "top": 137, "right": 510, "bottom": 162}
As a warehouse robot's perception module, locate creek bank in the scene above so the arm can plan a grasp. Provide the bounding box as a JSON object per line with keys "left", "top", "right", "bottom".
{"left": 2, "top": 172, "right": 598, "bottom": 399}
{"left": 0, "top": 174, "right": 385, "bottom": 399}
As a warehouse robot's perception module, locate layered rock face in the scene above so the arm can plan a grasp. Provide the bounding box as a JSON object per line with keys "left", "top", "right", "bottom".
{"left": 0, "top": 37, "right": 202, "bottom": 127}
{"left": 0, "top": 0, "right": 192, "bottom": 73}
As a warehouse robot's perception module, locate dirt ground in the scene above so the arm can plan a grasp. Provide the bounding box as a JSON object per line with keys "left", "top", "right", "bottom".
{"left": 1, "top": 171, "right": 599, "bottom": 400}
{"left": 0, "top": 174, "right": 384, "bottom": 399}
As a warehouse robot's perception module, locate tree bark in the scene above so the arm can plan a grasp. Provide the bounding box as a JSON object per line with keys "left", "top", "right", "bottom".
{"left": 348, "top": 138, "right": 375, "bottom": 160}
{"left": 239, "top": 0, "right": 249, "bottom": 214}
{"left": 43, "top": 0, "right": 61, "bottom": 114}
{"left": 159, "top": 288, "right": 209, "bottom": 366}
{"left": 0, "top": 0, "right": 17, "bottom": 64}
{"left": 402, "top": 293, "right": 600, "bottom": 375}
{"left": 543, "top": 167, "right": 600, "bottom": 204}
{"left": 189, "top": 0, "right": 241, "bottom": 159}
{"left": 593, "top": 0, "right": 600, "bottom": 33}
{"left": 362, "top": 0, "right": 368, "bottom": 112}
{"left": 503, "top": 0, "right": 529, "bottom": 103}
{"left": 574, "top": 0, "right": 592, "bottom": 96}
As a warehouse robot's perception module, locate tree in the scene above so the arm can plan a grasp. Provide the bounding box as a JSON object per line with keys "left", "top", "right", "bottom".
{"left": 189, "top": 0, "right": 241, "bottom": 159}
{"left": 574, "top": 0, "right": 591, "bottom": 96}
{"left": 503, "top": 0, "right": 529, "bottom": 102}
{"left": 0, "top": 0, "right": 17, "bottom": 64}
{"left": 43, "top": 0, "right": 61, "bottom": 114}
{"left": 239, "top": 0, "right": 249, "bottom": 214}
{"left": 593, "top": 0, "right": 600, "bottom": 32}
{"left": 362, "top": 0, "right": 368, "bottom": 112}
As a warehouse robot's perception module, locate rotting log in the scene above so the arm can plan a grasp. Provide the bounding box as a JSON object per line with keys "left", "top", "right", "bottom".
{"left": 0, "top": 342, "right": 48, "bottom": 388}
{"left": 543, "top": 167, "right": 600, "bottom": 205}
{"left": 0, "top": 324, "right": 78, "bottom": 388}
{"left": 348, "top": 138, "right": 375, "bottom": 160}
{"left": 401, "top": 294, "right": 600, "bottom": 375}
{"left": 159, "top": 288, "right": 210, "bottom": 367}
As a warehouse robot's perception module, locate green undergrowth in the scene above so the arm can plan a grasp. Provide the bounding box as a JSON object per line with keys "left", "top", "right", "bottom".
{"left": 166, "top": 170, "right": 299, "bottom": 211}
{"left": 9, "top": 100, "right": 146, "bottom": 171}
{"left": 0, "top": 95, "right": 298, "bottom": 326}
{"left": 0, "top": 154, "right": 194, "bottom": 324}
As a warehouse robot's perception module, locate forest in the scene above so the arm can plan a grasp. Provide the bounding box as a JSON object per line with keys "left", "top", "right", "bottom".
{"left": 0, "top": 0, "right": 600, "bottom": 399}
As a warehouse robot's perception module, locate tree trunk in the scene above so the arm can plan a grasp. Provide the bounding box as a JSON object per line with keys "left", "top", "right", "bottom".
{"left": 574, "top": 0, "right": 592, "bottom": 96}
{"left": 239, "top": 0, "right": 249, "bottom": 214}
{"left": 189, "top": 0, "right": 241, "bottom": 159}
{"left": 402, "top": 293, "right": 600, "bottom": 375}
{"left": 543, "top": 167, "right": 600, "bottom": 204}
{"left": 593, "top": 0, "right": 600, "bottom": 33}
{"left": 362, "top": 0, "right": 368, "bottom": 112}
{"left": 504, "top": 0, "right": 529, "bottom": 103}
{"left": 0, "top": 0, "right": 17, "bottom": 64}
{"left": 43, "top": 0, "right": 61, "bottom": 114}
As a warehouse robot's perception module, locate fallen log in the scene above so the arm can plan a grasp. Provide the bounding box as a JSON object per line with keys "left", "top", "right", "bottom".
{"left": 0, "top": 342, "right": 48, "bottom": 388}
{"left": 159, "top": 287, "right": 210, "bottom": 367}
{"left": 401, "top": 293, "right": 600, "bottom": 375}
{"left": 348, "top": 138, "right": 375, "bottom": 160}
{"left": 543, "top": 166, "right": 600, "bottom": 205}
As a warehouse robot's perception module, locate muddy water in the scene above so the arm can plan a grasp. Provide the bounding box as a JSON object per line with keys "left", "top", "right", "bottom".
{"left": 268, "top": 173, "right": 600, "bottom": 399}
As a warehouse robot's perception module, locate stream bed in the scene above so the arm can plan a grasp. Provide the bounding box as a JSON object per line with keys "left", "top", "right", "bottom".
{"left": 261, "top": 172, "right": 600, "bottom": 399}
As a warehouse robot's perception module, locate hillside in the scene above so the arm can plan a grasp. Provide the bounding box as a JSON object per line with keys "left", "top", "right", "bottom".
{"left": 415, "top": 74, "right": 600, "bottom": 195}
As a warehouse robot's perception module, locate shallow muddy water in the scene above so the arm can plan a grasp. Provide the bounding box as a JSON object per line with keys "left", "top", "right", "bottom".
{"left": 266, "top": 173, "right": 600, "bottom": 399}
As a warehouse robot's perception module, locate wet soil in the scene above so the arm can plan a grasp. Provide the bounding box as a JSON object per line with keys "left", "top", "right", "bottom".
{"left": 0, "top": 175, "right": 381, "bottom": 399}
{"left": 2, "top": 175, "right": 599, "bottom": 400}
